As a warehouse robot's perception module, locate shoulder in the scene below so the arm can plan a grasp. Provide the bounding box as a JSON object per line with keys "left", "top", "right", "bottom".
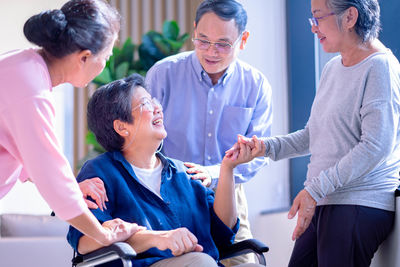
{"left": 160, "top": 154, "right": 187, "bottom": 173}
{"left": 360, "top": 52, "right": 400, "bottom": 84}
{"left": 77, "top": 152, "right": 116, "bottom": 182}
{"left": 367, "top": 51, "right": 400, "bottom": 71}
{"left": 160, "top": 155, "right": 193, "bottom": 182}
{"left": 235, "top": 59, "right": 267, "bottom": 80}
{"left": 0, "top": 48, "right": 50, "bottom": 97}
{"left": 0, "top": 48, "right": 46, "bottom": 73}
{"left": 147, "top": 51, "right": 194, "bottom": 75}
{"left": 233, "top": 59, "right": 272, "bottom": 97}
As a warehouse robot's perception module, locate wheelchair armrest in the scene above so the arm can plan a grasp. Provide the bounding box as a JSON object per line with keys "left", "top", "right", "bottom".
{"left": 219, "top": 238, "right": 269, "bottom": 266}
{"left": 72, "top": 242, "right": 136, "bottom": 267}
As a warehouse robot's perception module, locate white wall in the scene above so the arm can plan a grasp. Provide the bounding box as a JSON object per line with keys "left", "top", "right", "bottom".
{"left": 239, "top": 0, "right": 290, "bottom": 229}
{"left": 0, "top": 0, "right": 71, "bottom": 215}
{"left": 239, "top": 1, "right": 292, "bottom": 266}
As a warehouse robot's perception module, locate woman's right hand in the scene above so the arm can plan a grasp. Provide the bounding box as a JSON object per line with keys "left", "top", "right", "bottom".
{"left": 101, "top": 218, "right": 145, "bottom": 246}
{"left": 79, "top": 178, "right": 108, "bottom": 211}
{"left": 153, "top": 228, "right": 203, "bottom": 256}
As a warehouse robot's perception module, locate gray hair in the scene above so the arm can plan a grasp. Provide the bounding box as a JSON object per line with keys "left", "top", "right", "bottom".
{"left": 87, "top": 74, "right": 146, "bottom": 152}
{"left": 326, "top": 0, "right": 381, "bottom": 42}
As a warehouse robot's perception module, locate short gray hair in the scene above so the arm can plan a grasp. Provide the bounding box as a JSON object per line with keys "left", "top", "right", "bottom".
{"left": 195, "top": 0, "right": 247, "bottom": 34}
{"left": 326, "top": 0, "right": 380, "bottom": 42}
{"left": 87, "top": 74, "right": 146, "bottom": 152}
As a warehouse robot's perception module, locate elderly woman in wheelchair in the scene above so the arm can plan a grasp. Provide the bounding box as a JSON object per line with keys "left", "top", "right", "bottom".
{"left": 67, "top": 74, "right": 265, "bottom": 267}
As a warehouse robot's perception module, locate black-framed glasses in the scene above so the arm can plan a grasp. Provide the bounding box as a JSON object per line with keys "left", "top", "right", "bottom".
{"left": 132, "top": 97, "right": 162, "bottom": 112}
{"left": 308, "top": 12, "right": 335, "bottom": 27}
{"left": 192, "top": 32, "right": 243, "bottom": 54}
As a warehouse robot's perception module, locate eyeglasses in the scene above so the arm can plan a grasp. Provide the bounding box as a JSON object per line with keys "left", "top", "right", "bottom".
{"left": 308, "top": 12, "right": 335, "bottom": 27}
{"left": 132, "top": 97, "right": 162, "bottom": 112}
{"left": 192, "top": 32, "right": 243, "bottom": 54}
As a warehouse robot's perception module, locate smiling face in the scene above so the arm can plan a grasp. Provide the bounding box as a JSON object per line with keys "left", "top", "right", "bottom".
{"left": 127, "top": 86, "right": 167, "bottom": 148}
{"left": 310, "top": 0, "right": 343, "bottom": 53}
{"left": 194, "top": 12, "right": 246, "bottom": 83}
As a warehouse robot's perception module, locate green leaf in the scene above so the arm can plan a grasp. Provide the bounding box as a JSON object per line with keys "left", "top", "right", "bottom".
{"left": 138, "top": 32, "right": 167, "bottom": 70}
{"left": 111, "top": 47, "right": 122, "bottom": 73}
{"left": 163, "top": 20, "right": 179, "bottom": 40}
{"left": 165, "top": 39, "right": 185, "bottom": 53}
{"left": 92, "top": 67, "right": 112, "bottom": 86}
{"left": 85, "top": 131, "right": 106, "bottom": 153}
{"left": 115, "top": 62, "right": 130, "bottom": 79}
{"left": 178, "top": 33, "right": 190, "bottom": 43}
{"left": 153, "top": 38, "right": 171, "bottom": 55}
{"left": 141, "top": 31, "right": 164, "bottom": 51}
{"left": 120, "top": 37, "right": 135, "bottom": 66}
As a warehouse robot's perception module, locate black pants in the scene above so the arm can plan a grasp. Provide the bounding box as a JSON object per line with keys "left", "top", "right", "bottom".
{"left": 288, "top": 205, "right": 394, "bottom": 267}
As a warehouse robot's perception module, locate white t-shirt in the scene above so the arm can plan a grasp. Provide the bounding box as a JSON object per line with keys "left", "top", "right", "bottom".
{"left": 131, "top": 161, "right": 163, "bottom": 199}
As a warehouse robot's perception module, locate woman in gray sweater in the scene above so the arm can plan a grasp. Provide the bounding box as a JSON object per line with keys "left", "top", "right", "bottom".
{"left": 230, "top": 0, "right": 400, "bottom": 266}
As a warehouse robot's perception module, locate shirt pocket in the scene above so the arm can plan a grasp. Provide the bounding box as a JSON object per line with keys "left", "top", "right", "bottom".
{"left": 218, "top": 105, "right": 254, "bottom": 149}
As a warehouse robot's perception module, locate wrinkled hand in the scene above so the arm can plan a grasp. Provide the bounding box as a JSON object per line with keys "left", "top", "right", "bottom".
{"left": 79, "top": 178, "right": 108, "bottom": 211}
{"left": 154, "top": 228, "right": 203, "bottom": 256}
{"left": 225, "top": 135, "right": 266, "bottom": 159}
{"left": 184, "top": 162, "right": 212, "bottom": 187}
{"left": 288, "top": 189, "right": 317, "bottom": 241}
{"left": 102, "top": 218, "right": 145, "bottom": 246}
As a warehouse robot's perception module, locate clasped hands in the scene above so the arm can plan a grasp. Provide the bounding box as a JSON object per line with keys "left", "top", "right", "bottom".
{"left": 185, "top": 134, "right": 265, "bottom": 187}
{"left": 225, "top": 134, "right": 317, "bottom": 241}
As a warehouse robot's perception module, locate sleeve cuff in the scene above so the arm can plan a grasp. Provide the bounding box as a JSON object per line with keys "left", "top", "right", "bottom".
{"left": 263, "top": 140, "right": 271, "bottom": 157}
{"left": 210, "top": 208, "right": 240, "bottom": 247}
{"left": 204, "top": 165, "right": 221, "bottom": 189}
{"left": 304, "top": 185, "right": 322, "bottom": 203}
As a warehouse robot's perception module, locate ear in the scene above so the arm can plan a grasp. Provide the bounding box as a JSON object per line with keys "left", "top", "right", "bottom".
{"left": 113, "top": 120, "right": 128, "bottom": 137}
{"left": 343, "top": 6, "right": 358, "bottom": 30}
{"left": 239, "top": 31, "right": 250, "bottom": 50}
{"left": 77, "top": 49, "right": 92, "bottom": 65}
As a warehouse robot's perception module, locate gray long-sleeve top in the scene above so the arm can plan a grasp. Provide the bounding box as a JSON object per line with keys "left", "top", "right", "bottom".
{"left": 264, "top": 51, "right": 400, "bottom": 211}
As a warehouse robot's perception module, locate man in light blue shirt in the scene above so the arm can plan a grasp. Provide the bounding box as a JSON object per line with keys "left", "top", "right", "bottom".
{"left": 146, "top": 0, "right": 272, "bottom": 265}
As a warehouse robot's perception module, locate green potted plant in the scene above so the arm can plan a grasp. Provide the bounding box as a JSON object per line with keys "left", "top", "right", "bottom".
{"left": 92, "top": 20, "right": 189, "bottom": 87}
{"left": 81, "top": 20, "right": 189, "bottom": 162}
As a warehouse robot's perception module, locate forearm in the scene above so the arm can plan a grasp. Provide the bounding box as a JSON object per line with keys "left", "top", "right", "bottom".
{"left": 262, "top": 127, "right": 310, "bottom": 160}
{"left": 213, "top": 163, "right": 236, "bottom": 228}
{"left": 67, "top": 211, "right": 108, "bottom": 249}
{"left": 125, "top": 230, "right": 158, "bottom": 254}
{"left": 77, "top": 234, "right": 104, "bottom": 255}
{"left": 205, "top": 157, "right": 267, "bottom": 188}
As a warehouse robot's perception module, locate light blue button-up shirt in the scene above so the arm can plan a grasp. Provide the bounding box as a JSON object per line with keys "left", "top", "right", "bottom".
{"left": 146, "top": 51, "right": 272, "bottom": 187}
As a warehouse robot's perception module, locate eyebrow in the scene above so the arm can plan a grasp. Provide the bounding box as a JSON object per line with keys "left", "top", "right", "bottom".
{"left": 312, "top": 9, "right": 323, "bottom": 15}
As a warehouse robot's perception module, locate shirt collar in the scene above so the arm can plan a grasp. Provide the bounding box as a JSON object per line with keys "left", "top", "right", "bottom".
{"left": 190, "top": 51, "right": 236, "bottom": 86}
{"left": 110, "top": 150, "right": 176, "bottom": 177}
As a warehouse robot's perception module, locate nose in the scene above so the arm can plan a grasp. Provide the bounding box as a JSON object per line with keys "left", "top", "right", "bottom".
{"left": 153, "top": 103, "right": 163, "bottom": 114}
{"left": 311, "top": 24, "right": 318, "bottom": 34}
{"left": 205, "top": 43, "right": 219, "bottom": 55}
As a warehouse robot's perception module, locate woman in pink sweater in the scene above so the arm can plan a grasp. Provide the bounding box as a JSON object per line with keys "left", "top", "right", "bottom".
{"left": 0, "top": 0, "right": 140, "bottom": 246}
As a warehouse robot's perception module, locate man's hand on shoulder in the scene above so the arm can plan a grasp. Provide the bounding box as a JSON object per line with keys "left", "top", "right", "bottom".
{"left": 184, "top": 162, "right": 212, "bottom": 187}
